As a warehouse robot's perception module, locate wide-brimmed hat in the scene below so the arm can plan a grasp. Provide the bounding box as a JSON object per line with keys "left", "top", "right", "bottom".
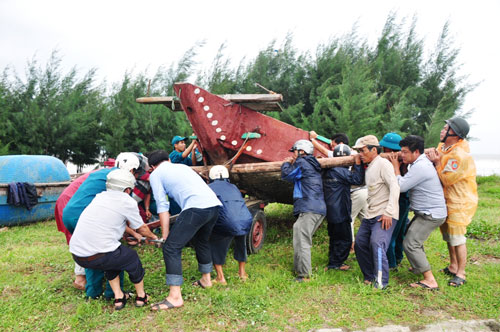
{"left": 379, "top": 132, "right": 402, "bottom": 151}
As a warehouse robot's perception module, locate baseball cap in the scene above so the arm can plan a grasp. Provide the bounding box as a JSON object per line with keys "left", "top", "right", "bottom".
{"left": 171, "top": 135, "right": 186, "bottom": 146}
{"left": 352, "top": 135, "right": 379, "bottom": 149}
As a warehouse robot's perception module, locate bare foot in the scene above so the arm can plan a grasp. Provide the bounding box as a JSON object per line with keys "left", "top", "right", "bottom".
{"left": 212, "top": 279, "right": 227, "bottom": 285}
{"left": 73, "top": 275, "right": 86, "bottom": 290}
{"left": 238, "top": 273, "right": 248, "bottom": 281}
{"left": 364, "top": 280, "right": 372, "bottom": 285}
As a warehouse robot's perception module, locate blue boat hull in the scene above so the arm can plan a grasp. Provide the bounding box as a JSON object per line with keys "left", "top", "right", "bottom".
{"left": 0, "top": 155, "right": 71, "bottom": 226}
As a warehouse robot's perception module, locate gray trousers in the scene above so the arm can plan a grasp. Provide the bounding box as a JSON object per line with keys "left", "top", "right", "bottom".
{"left": 293, "top": 212, "right": 324, "bottom": 278}
{"left": 403, "top": 213, "right": 446, "bottom": 274}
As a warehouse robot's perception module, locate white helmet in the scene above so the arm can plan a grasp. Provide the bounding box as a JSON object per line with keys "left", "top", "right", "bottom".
{"left": 333, "top": 143, "right": 351, "bottom": 157}
{"left": 115, "top": 152, "right": 140, "bottom": 173}
{"left": 209, "top": 165, "right": 229, "bottom": 180}
{"left": 289, "top": 139, "right": 314, "bottom": 155}
{"left": 106, "top": 169, "right": 136, "bottom": 192}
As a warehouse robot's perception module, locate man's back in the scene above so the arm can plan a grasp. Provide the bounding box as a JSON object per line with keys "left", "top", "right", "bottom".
{"left": 208, "top": 179, "right": 252, "bottom": 236}
{"left": 62, "top": 168, "right": 114, "bottom": 233}
{"left": 149, "top": 162, "right": 220, "bottom": 213}
{"left": 69, "top": 190, "right": 143, "bottom": 257}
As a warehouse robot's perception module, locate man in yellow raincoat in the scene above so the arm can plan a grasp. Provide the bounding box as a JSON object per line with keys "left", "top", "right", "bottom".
{"left": 426, "top": 117, "right": 478, "bottom": 287}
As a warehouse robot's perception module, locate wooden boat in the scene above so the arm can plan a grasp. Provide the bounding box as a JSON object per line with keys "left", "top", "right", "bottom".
{"left": 0, "top": 155, "right": 71, "bottom": 226}
{"left": 137, "top": 83, "right": 357, "bottom": 252}
{"left": 138, "top": 83, "right": 356, "bottom": 205}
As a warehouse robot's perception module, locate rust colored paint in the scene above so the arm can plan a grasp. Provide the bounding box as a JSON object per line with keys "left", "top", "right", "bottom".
{"left": 174, "top": 83, "right": 328, "bottom": 165}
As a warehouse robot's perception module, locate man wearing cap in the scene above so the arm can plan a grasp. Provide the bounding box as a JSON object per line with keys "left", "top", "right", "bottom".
{"left": 353, "top": 135, "right": 400, "bottom": 289}
{"left": 379, "top": 132, "right": 411, "bottom": 270}
{"left": 169, "top": 135, "right": 198, "bottom": 166}
{"left": 426, "top": 117, "right": 478, "bottom": 287}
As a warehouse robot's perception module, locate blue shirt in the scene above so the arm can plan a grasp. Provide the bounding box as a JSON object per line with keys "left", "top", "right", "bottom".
{"left": 169, "top": 150, "right": 193, "bottom": 166}
{"left": 397, "top": 154, "right": 447, "bottom": 219}
{"left": 62, "top": 168, "right": 115, "bottom": 233}
{"left": 149, "top": 162, "right": 221, "bottom": 214}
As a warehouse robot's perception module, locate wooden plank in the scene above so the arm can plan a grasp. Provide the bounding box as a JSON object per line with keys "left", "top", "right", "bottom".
{"left": 218, "top": 94, "right": 283, "bottom": 103}
{"left": 136, "top": 95, "right": 282, "bottom": 112}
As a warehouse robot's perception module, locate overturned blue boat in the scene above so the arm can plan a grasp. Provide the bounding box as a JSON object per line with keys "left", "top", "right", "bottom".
{"left": 0, "top": 155, "right": 71, "bottom": 226}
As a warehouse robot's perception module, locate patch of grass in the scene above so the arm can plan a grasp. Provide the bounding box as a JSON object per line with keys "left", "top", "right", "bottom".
{"left": 0, "top": 178, "right": 499, "bottom": 331}
{"left": 468, "top": 175, "right": 500, "bottom": 241}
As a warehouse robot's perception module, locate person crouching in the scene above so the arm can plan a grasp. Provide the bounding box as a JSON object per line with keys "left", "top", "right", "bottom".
{"left": 69, "top": 169, "right": 158, "bottom": 310}
{"left": 208, "top": 165, "right": 253, "bottom": 284}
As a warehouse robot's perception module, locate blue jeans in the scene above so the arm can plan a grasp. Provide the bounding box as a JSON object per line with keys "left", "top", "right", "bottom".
{"left": 163, "top": 206, "right": 219, "bottom": 286}
{"left": 355, "top": 216, "right": 397, "bottom": 288}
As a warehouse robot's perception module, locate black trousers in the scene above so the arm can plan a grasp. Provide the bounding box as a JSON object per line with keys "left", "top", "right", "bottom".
{"left": 73, "top": 244, "right": 145, "bottom": 284}
{"left": 327, "top": 221, "right": 352, "bottom": 268}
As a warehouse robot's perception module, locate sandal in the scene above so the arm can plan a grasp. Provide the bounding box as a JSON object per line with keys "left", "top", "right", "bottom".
{"left": 135, "top": 293, "right": 149, "bottom": 307}
{"left": 192, "top": 279, "right": 206, "bottom": 288}
{"left": 114, "top": 292, "right": 129, "bottom": 311}
{"left": 440, "top": 267, "right": 456, "bottom": 277}
{"left": 448, "top": 276, "right": 466, "bottom": 287}
{"left": 151, "top": 299, "right": 183, "bottom": 311}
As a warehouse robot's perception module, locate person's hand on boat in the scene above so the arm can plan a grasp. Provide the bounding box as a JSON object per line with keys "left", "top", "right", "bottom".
{"left": 309, "top": 130, "right": 318, "bottom": 140}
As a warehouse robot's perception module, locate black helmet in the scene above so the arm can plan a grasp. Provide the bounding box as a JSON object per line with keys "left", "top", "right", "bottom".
{"left": 445, "top": 117, "right": 470, "bottom": 139}
{"left": 333, "top": 143, "right": 351, "bottom": 157}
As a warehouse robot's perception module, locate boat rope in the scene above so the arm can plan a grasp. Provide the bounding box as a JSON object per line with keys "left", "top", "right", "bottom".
{"left": 224, "top": 135, "right": 250, "bottom": 167}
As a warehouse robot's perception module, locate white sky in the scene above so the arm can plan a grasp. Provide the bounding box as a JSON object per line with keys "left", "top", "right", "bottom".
{"left": 1, "top": 0, "right": 499, "bottom": 155}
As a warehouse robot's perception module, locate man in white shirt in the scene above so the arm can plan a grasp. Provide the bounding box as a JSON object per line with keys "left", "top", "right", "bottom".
{"left": 70, "top": 169, "right": 158, "bottom": 310}
{"left": 353, "top": 135, "right": 400, "bottom": 289}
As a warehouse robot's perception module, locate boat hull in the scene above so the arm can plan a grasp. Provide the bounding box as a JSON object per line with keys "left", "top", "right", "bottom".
{"left": 0, "top": 182, "right": 70, "bottom": 226}
{"left": 0, "top": 155, "right": 71, "bottom": 226}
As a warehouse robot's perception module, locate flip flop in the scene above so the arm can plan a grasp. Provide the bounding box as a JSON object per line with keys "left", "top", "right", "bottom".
{"left": 448, "top": 276, "right": 466, "bottom": 287}
{"left": 192, "top": 279, "right": 206, "bottom": 288}
{"left": 410, "top": 281, "right": 439, "bottom": 291}
{"left": 151, "top": 299, "right": 183, "bottom": 311}
{"left": 440, "top": 267, "right": 456, "bottom": 277}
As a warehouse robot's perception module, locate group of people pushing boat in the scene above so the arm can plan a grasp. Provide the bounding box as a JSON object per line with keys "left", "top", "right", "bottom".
{"left": 56, "top": 116, "right": 477, "bottom": 311}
